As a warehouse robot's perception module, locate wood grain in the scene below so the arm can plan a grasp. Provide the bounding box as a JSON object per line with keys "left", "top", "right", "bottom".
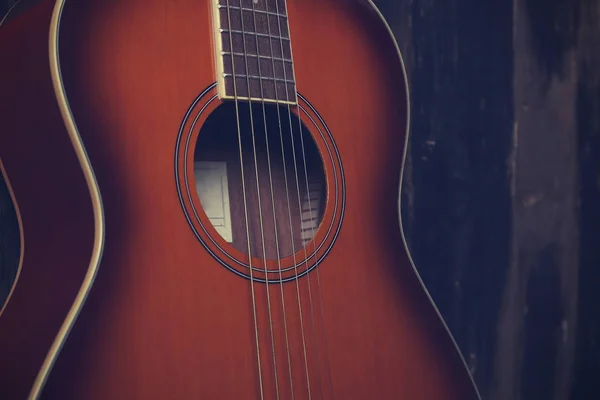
{"left": 380, "top": 0, "right": 600, "bottom": 399}
{"left": 2, "top": 0, "right": 599, "bottom": 399}
{"left": 0, "top": 0, "right": 477, "bottom": 399}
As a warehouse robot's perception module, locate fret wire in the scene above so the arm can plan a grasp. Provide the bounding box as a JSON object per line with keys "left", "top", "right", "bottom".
{"left": 220, "top": 28, "right": 291, "bottom": 41}
{"left": 223, "top": 73, "right": 296, "bottom": 85}
{"left": 221, "top": 51, "right": 292, "bottom": 63}
{"left": 277, "top": 1, "right": 298, "bottom": 98}
{"left": 217, "top": 4, "right": 288, "bottom": 19}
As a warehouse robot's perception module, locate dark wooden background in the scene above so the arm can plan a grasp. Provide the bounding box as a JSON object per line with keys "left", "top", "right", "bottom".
{"left": 1, "top": 0, "right": 598, "bottom": 399}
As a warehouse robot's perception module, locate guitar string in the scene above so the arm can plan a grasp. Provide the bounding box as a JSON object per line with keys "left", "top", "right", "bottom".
{"left": 276, "top": 1, "right": 336, "bottom": 398}
{"left": 248, "top": 0, "right": 295, "bottom": 397}
{"left": 289, "top": 52, "right": 337, "bottom": 400}
{"left": 262, "top": 1, "right": 313, "bottom": 399}
{"left": 294, "top": 93, "right": 336, "bottom": 400}
{"left": 224, "top": 1, "right": 265, "bottom": 399}
{"left": 287, "top": 9, "right": 335, "bottom": 396}
{"left": 236, "top": 1, "right": 280, "bottom": 398}
{"left": 272, "top": 0, "right": 326, "bottom": 399}
{"left": 247, "top": 1, "right": 295, "bottom": 400}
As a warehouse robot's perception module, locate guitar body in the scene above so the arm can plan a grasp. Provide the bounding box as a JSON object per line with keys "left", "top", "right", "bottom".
{"left": 0, "top": 0, "right": 479, "bottom": 399}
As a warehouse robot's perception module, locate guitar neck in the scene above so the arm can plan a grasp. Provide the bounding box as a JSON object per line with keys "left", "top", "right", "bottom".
{"left": 211, "top": 0, "right": 297, "bottom": 105}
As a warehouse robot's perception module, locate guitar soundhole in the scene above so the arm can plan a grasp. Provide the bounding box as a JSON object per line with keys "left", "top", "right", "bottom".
{"left": 193, "top": 101, "right": 326, "bottom": 261}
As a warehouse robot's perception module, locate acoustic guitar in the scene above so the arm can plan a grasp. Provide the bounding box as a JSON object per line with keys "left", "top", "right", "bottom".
{"left": 0, "top": 0, "right": 480, "bottom": 398}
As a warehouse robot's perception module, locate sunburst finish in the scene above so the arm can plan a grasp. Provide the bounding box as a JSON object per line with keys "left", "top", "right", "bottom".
{"left": 0, "top": 1, "right": 480, "bottom": 399}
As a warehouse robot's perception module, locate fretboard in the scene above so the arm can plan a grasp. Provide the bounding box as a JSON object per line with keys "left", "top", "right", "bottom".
{"left": 211, "top": 0, "right": 297, "bottom": 105}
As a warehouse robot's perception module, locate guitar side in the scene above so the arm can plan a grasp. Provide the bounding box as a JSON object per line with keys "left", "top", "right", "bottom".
{"left": 0, "top": 1, "right": 104, "bottom": 399}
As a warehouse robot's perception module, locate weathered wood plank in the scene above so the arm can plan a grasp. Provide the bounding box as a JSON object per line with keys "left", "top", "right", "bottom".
{"left": 571, "top": 2, "right": 600, "bottom": 399}
{"left": 382, "top": 0, "right": 514, "bottom": 396}
{"left": 382, "top": 0, "right": 599, "bottom": 399}
{"left": 491, "top": 0, "right": 580, "bottom": 397}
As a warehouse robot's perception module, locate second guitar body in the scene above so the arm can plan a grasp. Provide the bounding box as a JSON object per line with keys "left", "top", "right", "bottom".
{"left": 0, "top": 0, "right": 479, "bottom": 399}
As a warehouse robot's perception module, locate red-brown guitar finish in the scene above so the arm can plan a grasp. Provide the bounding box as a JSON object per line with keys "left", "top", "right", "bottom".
{"left": 0, "top": 0, "right": 479, "bottom": 399}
